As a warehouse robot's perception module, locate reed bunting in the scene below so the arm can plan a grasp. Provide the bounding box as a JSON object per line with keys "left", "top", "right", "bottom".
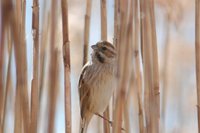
{"left": 79, "top": 41, "right": 117, "bottom": 133}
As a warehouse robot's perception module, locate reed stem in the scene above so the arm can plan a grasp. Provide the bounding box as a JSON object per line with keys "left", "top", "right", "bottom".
{"left": 61, "top": 0, "right": 72, "bottom": 132}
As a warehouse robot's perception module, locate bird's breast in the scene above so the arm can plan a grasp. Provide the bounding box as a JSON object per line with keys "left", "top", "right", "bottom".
{"left": 88, "top": 66, "right": 116, "bottom": 113}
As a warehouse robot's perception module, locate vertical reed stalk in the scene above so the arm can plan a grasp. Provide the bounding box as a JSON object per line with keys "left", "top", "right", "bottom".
{"left": 113, "top": 0, "right": 119, "bottom": 119}
{"left": 47, "top": 0, "right": 59, "bottom": 132}
{"left": 149, "top": 0, "right": 160, "bottom": 132}
{"left": 14, "top": 88, "right": 22, "bottom": 133}
{"left": 22, "top": 0, "right": 26, "bottom": 27}
{"left": 39, "top": 3, "right": 48, "bottom": 101}
{"left": 47, "top": 50, "right": 59, "bottom": 133}
{"left": 139, "top": 0, "right": 145, "bottom": 62}
{"left": 12, "top": 0, "right": 30, "bottom": 132}
{"left": 83, "top": 0, "right": 92, "bottom": 65}
{"left": 133, "top": 0, "right": 145, "bottom": 132}
{"left": 38, "top": 14, "right": 49, "bottom": 133}
{"left": 101, "top": 0, "right": 107, "bottom": 40}
{"left": 47, "top": 51, "right": 59, "bottom": 133}
{"left": 139, "top": 0, "right": 150, "bottom": 132}
{"left": 113, "top": 0, "right": 120, "bottom": 48}
{"left": 161, "top": 14, "right": 170, "bottom": 131}
{"left": 0, "top": 12, "right": 5, "bottom": 133}
{"left": 100, "top": 0, "right": 110, "bottom": 132}
{"left": 195, "top": 0, "right": 200, "bottom": 132}
{"left": 0, "top": 0, "right": 16, "bottom": 133}
{"left": 0, "top": 2, "right": 10, "bottom": 132}
{"left": 141, "top": 0, "right": 160, "bottom": 132}
{"left": 123, "top": 1, "right": 134, "bottom": 131}
{"left": 113, "top": 0, "right": 130, "bottom": 132}
{"left": 61, "top": 0, "right": 71, "bottom": 132}
{"left": 30, "top": 0, "right": 39, "bottom": 132}
{"left": 2, "top": 27, "right": 13, "bottom": 133}
{"left": 141, "top": 0, "right": 153, "bottom": 132}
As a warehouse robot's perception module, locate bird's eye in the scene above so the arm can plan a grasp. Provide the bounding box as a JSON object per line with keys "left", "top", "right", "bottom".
{"left": 102, "top": 46, "right": 107, "bottom": 51}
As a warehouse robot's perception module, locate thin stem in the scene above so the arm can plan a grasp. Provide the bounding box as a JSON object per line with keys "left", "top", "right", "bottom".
{"left": 47, "top": 0, "right": 59, "bottom": 132}
{"left": 149, "top": 0, "right": 160, "bottom": 132}
{"left": 195, "top": 0, "right": 200, "bottom": 132}
{"left": 61, "top": 0, "right": 71, "bottom": 132}
{"left": 133, "top": 0, "right": 145, "bottom": 132}
{"left": 113, "top": 0, "right": 130, "bottom": 133}
{"left": 30, "top": 0, "right": 40, "bottom": 132}
{"left": 83, "top": 0, "right": 92, "bottom": 65}
{"left": 2, "top": 27, "right": 13, "bottom": 133}
{"left": 12, "top": 0, "right": 30, "bottom": 132}
{"left": 95, "top": 113, "right": 125, "bottom": 131}
{"left": 100, "top": 0, "right": 110, "bottom": 132}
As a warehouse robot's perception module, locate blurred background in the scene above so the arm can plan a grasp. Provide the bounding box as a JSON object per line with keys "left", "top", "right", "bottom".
{"left": 0, "top": 0, "right": 197, "bottom": 133}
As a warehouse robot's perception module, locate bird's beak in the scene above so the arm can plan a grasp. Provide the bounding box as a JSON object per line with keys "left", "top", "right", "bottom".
{"left": 91, "top": 45, "right": 98, "bottom": 50}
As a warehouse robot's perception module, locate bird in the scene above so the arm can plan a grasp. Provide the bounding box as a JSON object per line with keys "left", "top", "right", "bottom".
{"left": 78, "top": 41, "right": 117, "bottom": 133}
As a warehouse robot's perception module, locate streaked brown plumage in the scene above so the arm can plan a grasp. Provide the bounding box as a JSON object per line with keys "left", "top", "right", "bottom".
{"left": 79, "top": 41, "right": 117, "bottom": 133}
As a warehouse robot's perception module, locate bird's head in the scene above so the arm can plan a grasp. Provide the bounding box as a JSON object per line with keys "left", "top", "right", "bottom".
{"left": 91, "top": 41, "right": 116, "bottom": 64}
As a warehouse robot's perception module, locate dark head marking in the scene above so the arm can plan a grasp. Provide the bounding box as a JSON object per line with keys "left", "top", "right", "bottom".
{"left": 101, "top": 46, "right": 107, "bottom": 51}
{"left": 96, "top": 52, "right": 105, "bottom": 63}
{"left": 103, "top": 41, "right": 115, "bottom": 49}
{"left": 96, "top": 41, "right": 115, "bottom": 50}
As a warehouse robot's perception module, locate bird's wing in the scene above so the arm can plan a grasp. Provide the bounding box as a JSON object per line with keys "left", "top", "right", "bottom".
{"left": 78, "top": 63, "right": 91, "bottom": 118}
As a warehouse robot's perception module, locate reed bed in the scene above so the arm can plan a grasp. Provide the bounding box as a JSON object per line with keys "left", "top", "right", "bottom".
{"left": 0, "top": 0, "right": 197, "bottom": 133}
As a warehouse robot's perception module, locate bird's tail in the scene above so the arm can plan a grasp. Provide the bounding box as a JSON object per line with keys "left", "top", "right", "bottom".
{"left": 79, "top": 118, "right": 88, "bottom": 133}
